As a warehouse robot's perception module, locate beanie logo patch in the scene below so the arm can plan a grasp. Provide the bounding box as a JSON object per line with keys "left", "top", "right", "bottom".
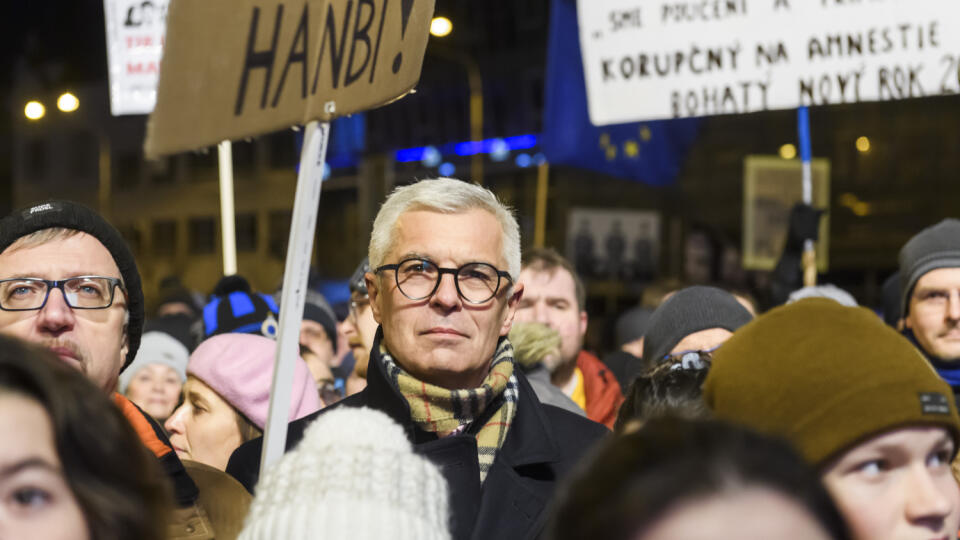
{"left": 28, "top": 203, "right": 54, "bottom": 214}
{"left": 919, "top": 392, "right": 951, "bottom": 415}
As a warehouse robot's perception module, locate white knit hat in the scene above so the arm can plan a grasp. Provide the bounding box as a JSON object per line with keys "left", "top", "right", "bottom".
{"left": 239, "top": 407, "right": 451, "bottom": 540}
{"left": 117, "top": 331, "right": 189, "bottom": 393}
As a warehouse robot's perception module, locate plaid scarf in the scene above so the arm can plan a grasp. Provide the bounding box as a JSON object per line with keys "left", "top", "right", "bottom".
{"left": 380, "top": 337, "right": 519, "bottom": 483}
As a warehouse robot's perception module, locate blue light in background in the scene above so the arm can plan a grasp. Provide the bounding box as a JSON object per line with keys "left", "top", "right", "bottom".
{"left": 505, "top": 134, "right": 538, "bottom": 150}
{"left": 515, "top": 153, "right": 532, "bottom": 168}
{"left": 454, "top": 141, "right": 484, "bottom": 156}
{"left": 489, "top": 138, "right": 510, "bottom": 162}
{"left": 422, "top": 146, "right": 442, "bottom": 167}
{"left": 393, "top": 134, "right": 540, "bottom": 164}
{"left": 394, "top": 147, "right": 425, "bottom": 162}
{"left": 322, "top": 163, "right": 331, "bottom": 180}
{"left": 438, "top": 162, "right": 456, "bottom": 176}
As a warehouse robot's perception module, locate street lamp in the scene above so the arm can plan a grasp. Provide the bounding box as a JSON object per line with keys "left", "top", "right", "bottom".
{"left": 58, "top": 92, "right": 79, "bottom": 113}
{"left": 431, "top": 17, "right": 452, "bottom": 37}
{"left": 779, "top": 143, "right": 797, "bottom": 160}
{"left": 24, "top": 101, "right": 45, "bottom": 120}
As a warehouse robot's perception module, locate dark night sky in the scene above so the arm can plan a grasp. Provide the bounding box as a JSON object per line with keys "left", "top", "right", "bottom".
{"left": 2, "top": 3, "right": 108, "bottom": 94}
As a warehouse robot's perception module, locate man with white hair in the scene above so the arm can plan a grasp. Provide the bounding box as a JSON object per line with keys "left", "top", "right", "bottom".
{"left": 227, "top": 178, "right": 607, "bottom": 540}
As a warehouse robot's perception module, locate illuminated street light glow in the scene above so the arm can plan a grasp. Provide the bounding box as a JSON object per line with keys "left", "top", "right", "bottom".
{"left": 24, "top": 101, "right": 45, "bottom": 120}
{"left": 856, "top": 136, "right": 871, "bottom": 153}
{"left": 779, "top": 143, "right": 797, "bottom": 160}
{"left": 431, "top": 17, "right": 452, "bottom": 37}
{"left": 58, "top": 92, "right": 79, "bottom": 112}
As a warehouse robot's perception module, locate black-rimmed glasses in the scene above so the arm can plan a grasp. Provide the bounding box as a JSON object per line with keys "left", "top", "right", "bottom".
{"left": 0, "top": 276, "right": 126, "bottom": 311}
{"left": 374, "top": 258, "right": 512, "bottom": 304}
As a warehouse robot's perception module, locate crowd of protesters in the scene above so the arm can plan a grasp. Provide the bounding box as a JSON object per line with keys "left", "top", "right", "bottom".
{"left": 0, "top": 178, "right": 958, "bottom": 539}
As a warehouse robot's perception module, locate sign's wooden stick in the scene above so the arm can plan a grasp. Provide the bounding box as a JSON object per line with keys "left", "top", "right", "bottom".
{"left": 797, "top": 107, "right": 816, "bottom": 287}
{"left": 218, "top": 140, "right": 238, "bottom": 276}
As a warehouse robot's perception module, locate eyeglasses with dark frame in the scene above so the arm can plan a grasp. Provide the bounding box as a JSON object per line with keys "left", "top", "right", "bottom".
{"left": 0, "top": 276, "right": 126, "bottom": 311}
{"left": 374, "top": 258, "right": 513, "bottom": 304}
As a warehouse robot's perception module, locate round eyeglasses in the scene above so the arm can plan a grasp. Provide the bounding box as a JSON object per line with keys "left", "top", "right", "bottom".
{"left": 0, "top": 276, "right": 126, "bottom": 311}
{"left": 374, "top": 258, "right": 513, "bottom": 304}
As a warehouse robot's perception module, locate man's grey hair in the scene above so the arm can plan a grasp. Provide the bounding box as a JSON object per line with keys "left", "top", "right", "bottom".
{"left": 368, "top": 178, "right": 521, "bottom": 280}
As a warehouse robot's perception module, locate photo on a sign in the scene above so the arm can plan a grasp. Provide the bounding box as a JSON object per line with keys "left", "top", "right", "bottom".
{"left": 742, "top": 156, "right": 830, "bottom": 272}
{"left": 566, "top": 208, "right": 660, "bottom": 282}
{"left": 103, "top": 0, "right": 169, "bottom": 115}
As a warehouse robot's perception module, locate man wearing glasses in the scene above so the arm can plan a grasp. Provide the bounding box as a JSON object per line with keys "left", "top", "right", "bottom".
{"left": 639, "top": 285, "right": 753, "bottom": 375}
{"left": 0, "top": 202, "right": 140, "bottom": 394}
{"left": 0, "top": 201, "right": 244, "bottom": 538}
{"left": 898, "top": 219, "right": 960, "bottom": 402}
{"left": 227, "top": 178, "right": 607, "bottom": 540}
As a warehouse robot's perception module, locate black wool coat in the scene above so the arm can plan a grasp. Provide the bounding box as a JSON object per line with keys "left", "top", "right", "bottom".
{"left": 226, "top": 339, "right": 609, "bottom": 540}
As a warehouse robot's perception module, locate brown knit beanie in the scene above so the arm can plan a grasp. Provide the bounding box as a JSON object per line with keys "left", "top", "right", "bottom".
{"left": 703, "top": 297, "right": 960, "bottom": 468}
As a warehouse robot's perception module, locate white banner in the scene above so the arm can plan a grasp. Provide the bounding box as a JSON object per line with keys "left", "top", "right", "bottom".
{"left": 578, "top": 0, "right": 960, "bottom": 124}
{"left": 103, "top": 0, "right": 169, "bottom": 115}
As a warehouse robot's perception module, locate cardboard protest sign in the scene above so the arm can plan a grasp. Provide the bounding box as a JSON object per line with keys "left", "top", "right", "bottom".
{"left": 103, "top": 0, "right": 169, "bottom": 115}
{"left": 145, "top": 0, "right": 434, "bottom": 158}
{"left": 578, "top": 0, "right": 960, "bottom": 124}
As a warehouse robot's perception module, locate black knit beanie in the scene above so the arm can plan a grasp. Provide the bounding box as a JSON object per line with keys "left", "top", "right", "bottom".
{"left": 349, "top": 258, "right": 371, "bottom": 295}
{"left": 0, "top": 200, "right": 144, "bottom": 370}
{"left": 641, "top": 286, "right": 753, "bottom": 370}
{"left": 279, "top": 289, "right": 338, "bottom": 354}
{"left": 899, "top": 219, "right": 960, "bottom": 318}
{"left": 145, "top": 313, "right": 198, "bottom": 353}
{"left": 202, "top": 275, "right": 279, "bottom": 339}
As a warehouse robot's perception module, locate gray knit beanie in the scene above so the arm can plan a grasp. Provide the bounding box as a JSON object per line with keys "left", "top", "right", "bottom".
{"left": 239, "top": 407, "right": 450, "bottom": 540}
{"left": 117, "top": 331, "right": 189, "bottom": 393}
{"left": 899, "top": 219, "right": 960, "bottom": 318}
{"left": 641, "top": 286, "right": 753, "bottom": 370}
{"left": 614, "top": 306, "right": 654, "bottom": 347}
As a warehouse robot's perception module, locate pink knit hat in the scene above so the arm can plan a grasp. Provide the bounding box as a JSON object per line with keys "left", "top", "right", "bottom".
{"left": 187, "top": 334, "right": 322, "bottom": 429}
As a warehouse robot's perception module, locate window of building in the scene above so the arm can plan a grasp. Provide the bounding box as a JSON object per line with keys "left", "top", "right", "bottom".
{"left": 187, "top": 151, "right": 216, "bottom": 183}
{"left": 152, "top": 220, "right": 177, "bottom": 256}
{"left": 25, "top": 139, "right": 46, "bottom": 180}
{"left": 68, "top": 131, "right": 98, "bottom": 180}
{"left": 147, "top": 157, "right": 175, "bottom": 184}
{"left": 115, "top": 151, "right": 141, "bottom": 190}
{"left": 188, "top": 217, "right": 217, "bottom": 254}
{"left": 117, "top": 225, "right": 142, "bottom": 257}
{"left": 268, "top": 211, "right": 291, "bottom": 260}
{"left": 268, "top": 131, "right": 297, "bottom": 169}
{"left": 235, "top": 213, "right": 258, "bottom": 252}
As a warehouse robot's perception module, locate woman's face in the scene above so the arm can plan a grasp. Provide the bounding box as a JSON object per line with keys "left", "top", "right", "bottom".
{"left": 821, "top": 426, "right": 960, "bottom": 540}
{"left": 124, "top": 363, "right": 182, "bottom": 422}
{"left": 0, "top": 393, "right": 89, "bottom": 540}
{"left": 637, "top": 488, "right": 832, "bottom": 540}
{"left": 164, "top": 377, "right": 243, "bottom": 471}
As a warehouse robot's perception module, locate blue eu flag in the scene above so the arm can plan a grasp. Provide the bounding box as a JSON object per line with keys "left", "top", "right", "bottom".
{"left": 542, "top": 0, "right": 700, "bottom": 187}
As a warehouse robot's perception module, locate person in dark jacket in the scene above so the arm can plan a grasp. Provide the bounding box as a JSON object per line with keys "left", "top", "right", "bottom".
{"left": 898, "top": 219, "right": 960, "bottom": 401}
{"left": 0, "top": 201, "right": 248, "bottom": 539}
{"left": 227, "top": 178, "right": 608, "bottom": 540}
